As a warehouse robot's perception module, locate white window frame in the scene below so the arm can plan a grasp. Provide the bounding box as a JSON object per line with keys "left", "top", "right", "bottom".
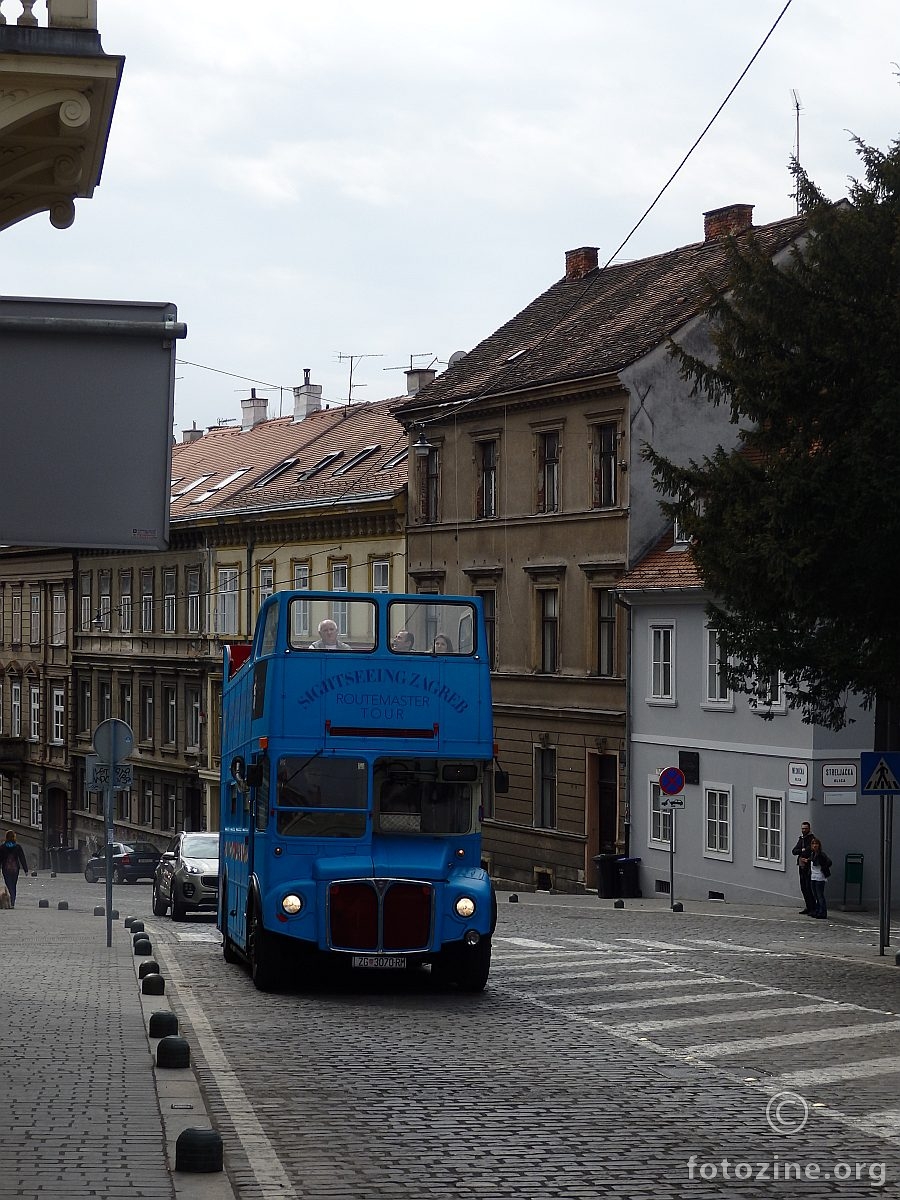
{"left": 0, "top": 679, "right": 3, "bottom": 734}
{"left": 12, "top": 591, "right": 22, "bottom": 642}
{"left": 292, "top": 563, "right": 310, "bottom": 639}
{"left": 751, "top": 670, "right": 787, "bottom": 716}
{"left": 648, "top": 623, "right": 675, "bottom": 705}
{"left": 119, "top": 571, "right": 132, "bottom": 635}
{"left": 141, "top": 570, "right": 154, "bottom": 634}
{"left": 703, "top": 783, "right": 733, "bottom": 861}
{"left": 30, "top": 591, "right": 41, "bottom": 644}
{"left": 371, "top": 559, "right": 390, "bottom": 593}
{"left": 142, "top": 782, "right": 154, "bottom": 826}
{"left": 754, "top": 790, "right": 785, "bottom": 869}
{"left": 702, "top": 627, "right": 732, "bottom": 709}
{"left": 258, "top": 564, "right": 275, "bottom": 611}
{"left": 29, "top": 684, "right": 40, "bottom": 741}
{"left": 187, "top": 568, "right": 201, "bottom": 634}
{"left": 331, "top": 562, "right": 349, "bottom": 636}
{"left": 216, "top": 568, "right": 239, "bottom": 636}
{"left": 30, "top": 781, "right": 42, "bottom": 828}
{"left": 11, "top": 681, "right": 21, "bottom": 737}
{"left": 186, "top": 687, "right": 201, "bottom": 750}
{"left": 51, "top": 686, "right": 65, "bottom": 744}
{"left": 648, "top": 779, "right": 674, "bottom": 851}
{"left": 51, "top": 591, "right": 66, "bottom": 645}
{"left": 11, "top": 779, "right": 20, "bottom": 822}
{"left": 165, "top": 785, "right": 177, "bottom": 830}
{"left": 163, "top": 570, "right": 176, "bottom": 633}
{"left": 164, "top": 686, "right": 177, "bottom": 744}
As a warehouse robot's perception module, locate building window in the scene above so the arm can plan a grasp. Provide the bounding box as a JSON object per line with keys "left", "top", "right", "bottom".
{"left": 649, "top": 781, "right": 673, "bottom": 849}
{"left": 51, "top": 591, "right": 66, "bottom": 645}
{"left": 371, "top": 559, "right": 390, "bottom": 593}
{"left": 538, "top": 589, "right": 559, "bottom": 674}
{"left": 536, "top": 429, "right": 560, "bottom": 513}
{"left": 591, "top": 421, "right": 618, "bottom": 508}
{"left": 292, "top": 562, "right": 310, "bottom": 639}
{"left": 163, "top": 570, "right": 176, "bottom": 633}
{"left": 755, "top": 792, "right": 784, "bottom": 867}
{"left": 0, "top": 589, "right": 4, "bottom": 645}
{"left": 9, "top": 681, "right": 20, "bottom": 737}
{"left": 476, "top": 439, "right": 497, "bottom": 518}
{"left": 186, "top": 568, "right": 201, "bottom": 634}
{"left": 140, "top": 683, "right": 154, "bottom": 742}
{"left": 0, "top": 680, "right": 4, "bottom": 733}
{"left": 187, "top": 687, "right": 201, "bottom": 750}
{"left": 216, "top": 568, "right": 239, "bottom": 635}
{"left": 11, "top": 591, "right": 22, "bottom": 643}
{"left": 119, "top": 570, "right": 132, "bottom": 635}
{"left": 705, "top": 786, "right": 732, "bottom": 858}
{"left": 705, "top": 628, "right": 730, "bottom": 705}
{"left": 142, "top": 782, "right": 154, "bottom": 826}
{"left": 165, "top": 785, "right": 177, "bottom": 830}
{"left": 30, "top": 781, "right": 41, "bottom": 828}
{"left": 77, "top": 679, "right": 90, "bottom": 733}
{"left": 51, "top": 687, "right": 65, "bottom": 744}
{"left": 29, "top": 591, "right": 41, "bottom": 644}
{"left": 331, "top": 562, "right": 349, "bottom": 636}
{"left": 117, "top": 787, "right": 129, "bottom": 822}
{"left": 11, "top": 779, "right": 20, "bottom": 822}
{"left": 649, "top": 624, "right": 675, "bottom": 702}
{"left": 420, "top": 447, "right": 440, "bottom": 523}
{"left": 595, "top": 589, "right": 616, "bottom": 676}
{"left": 752, "top": 669, "right": 787, "bottom": 715}
{"left": 99, "top": 679, "right": 111, "bottom": 722}
{"left": 79, "top": 575, "right": 90, "bottom": 633}
{"left": 97, "top": 572, "right": 110, "bottom": 633}
{"left": 164, "top": 686, "right": 177, "bottom": 744}
{"left": 534, "top": 746, "right": 557, "bottom": 829}
{"left": 476, "top": 589, "right": 497, "bottom": 669}
{"left": 29, "top": 685, "right": 40, "bottom": 741}
{"left": 141, "top": 570, "right": 154, "bottom": 634}
{"left": 119, "top": 681, "right": 132, "bottom": 729}
{"left": 258, "top": 564, "right": 275, "bottom": 611}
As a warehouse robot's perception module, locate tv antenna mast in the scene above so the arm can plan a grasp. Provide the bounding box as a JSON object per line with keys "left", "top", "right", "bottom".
{"left": 791, "top": 89, "right": 803, "bottom": 214}
{"left": 337, "top": 352, "right": 383, "bottom": 404}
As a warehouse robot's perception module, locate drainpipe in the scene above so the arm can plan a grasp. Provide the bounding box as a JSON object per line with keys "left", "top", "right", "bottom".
{"left": 245, "top": 529, "right": 255, "bottom": 640}
{"left": 614, "top": 592, "right": 633, "bottom": 858}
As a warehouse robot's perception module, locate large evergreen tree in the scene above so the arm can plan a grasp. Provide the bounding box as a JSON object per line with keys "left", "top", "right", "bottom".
{"left": 645, "top": 134, "right": 900, "bottom": 730}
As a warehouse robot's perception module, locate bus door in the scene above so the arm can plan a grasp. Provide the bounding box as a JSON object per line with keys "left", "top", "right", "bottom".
{"left": 223, "top": 751, "right": 265, "bottom": 948}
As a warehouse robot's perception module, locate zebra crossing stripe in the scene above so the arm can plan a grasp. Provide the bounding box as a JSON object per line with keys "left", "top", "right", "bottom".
{"left": 609, "top": 1001, "right": 854, "bottom": 1035}
{"left": 683, "top": 1018, "right": 900, "bottom": 1060}
{"left": 537, "top": 973, "right": 729, "bottom": 996}
{"left": 569, "top": 987, "right": 781, "bottom": 1013}
{"left": 859, "top": 1109, "right": 900, "bottom": 1138}
{"left": 776, "top": 1055, "right": 900, "bottom": 1088}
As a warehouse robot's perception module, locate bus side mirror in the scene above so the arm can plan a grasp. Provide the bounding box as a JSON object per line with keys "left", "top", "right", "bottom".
{"left": 494, "top": 770, "right": 509, "bottom": 794}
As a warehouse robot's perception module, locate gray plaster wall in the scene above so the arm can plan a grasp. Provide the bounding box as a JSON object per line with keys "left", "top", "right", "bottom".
{"left": 625, "top": 588, "right": 885, "bottom": 909}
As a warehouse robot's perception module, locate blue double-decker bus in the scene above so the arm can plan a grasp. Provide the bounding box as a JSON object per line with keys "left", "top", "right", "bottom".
{"left": 218, "top": 590, "right": 505, "bottom": 992}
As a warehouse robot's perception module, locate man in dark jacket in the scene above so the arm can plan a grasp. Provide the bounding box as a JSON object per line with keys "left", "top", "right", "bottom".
{"left": 1, "top": 830, "right": 28, "bottom": 908}
{"left": 792, "top": 820, "right": 815, "bottom": 916}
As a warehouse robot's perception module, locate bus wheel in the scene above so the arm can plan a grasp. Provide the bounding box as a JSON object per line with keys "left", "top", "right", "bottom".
{"left": 220, "top": 893, "right": 241, "bottom": 965}
{"left": 247, "top": 900, "right": 278, "bottom": 992}
{"left": 454, "top": 937, "right": 492, "bottom": 993}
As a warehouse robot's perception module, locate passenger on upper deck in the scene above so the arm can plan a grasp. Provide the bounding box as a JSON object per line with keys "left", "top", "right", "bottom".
{"left": 432, "top": 633, "right": 453, "bottom": 654}
{"left": 391, "top": 629, "right": 415, "bottom": 652}
{"left": 308, "top": 619, "right": 351, "bottom": 650}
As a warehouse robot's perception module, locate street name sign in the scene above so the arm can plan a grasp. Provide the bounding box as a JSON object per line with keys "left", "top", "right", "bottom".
{"left": 823, "top": 763, "right": 857, "bottom": 789}
{"left": 861, "top": 752, "right": 900, "bottom": 795}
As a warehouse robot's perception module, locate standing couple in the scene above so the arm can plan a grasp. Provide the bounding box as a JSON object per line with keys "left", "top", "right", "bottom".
{"left": 792, "top": 819, "right": 832, "bottom": 919}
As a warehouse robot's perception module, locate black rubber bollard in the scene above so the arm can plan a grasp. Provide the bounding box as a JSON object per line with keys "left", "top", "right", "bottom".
{"left": 132, "top": 930, "right": 149, "bottom": 943}
{"left": 38, "top": 898, "right": 49, "bottom": 908}
{"left": 110, "top": 910, "right": 119, "bottom": 920}
{"left": 156, "top": 1035, "right": 191, "bottom": 1068}
{"left": 149, "top": 1011, "right": 178, "bottom": 1038}
{"left": 175, "top": 1128, "right": 223, "bottom": 1173}
{"left": 508, "top": 894, "right": 518, "bottom": 903}
{"left": 133, "top": 938, "right": 153, "bottom": 956}
{"left": 130, "top": 920, "right": 145, "bottom": 934}
{"left": 50, "top": 871, "right": 57, "bottom": 878}
{"left": 93, "top": 906, "right": 105, "bottom": 916}
{"left": 141, "top": 973, "right": 165, "bottom": 996}
{"left": 613, "top": 899, "right": 625, "bottom": 909}
{"left": 672, "top": 902, "right": 684, "bottom": 913}
{"left": 124, "top": 916, "right": 135, "bottom": 928}
{"left": 57, "top": 901, "right": 68, "bottom": 910}
{"left": 138, "top": 959, "right": 160, "bottom": 978}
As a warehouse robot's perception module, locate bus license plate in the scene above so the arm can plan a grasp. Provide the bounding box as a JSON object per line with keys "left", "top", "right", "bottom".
{"left": 352, "top": 955, "right": 407, "bottom": 970}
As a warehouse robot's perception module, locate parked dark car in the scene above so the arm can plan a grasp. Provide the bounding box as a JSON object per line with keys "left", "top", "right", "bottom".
{"left": 84, "top": 841, "right": 162, "bottom": 884}
{"left": 152, "top": 832, "right": 219, "bottom": 921}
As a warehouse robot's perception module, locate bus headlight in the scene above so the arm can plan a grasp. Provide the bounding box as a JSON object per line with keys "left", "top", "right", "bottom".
{"left": 281, "top": 893, "right": 303, "bottom": 915}
{"left": 455, "top": 896, "right": 476, "bottom": 919}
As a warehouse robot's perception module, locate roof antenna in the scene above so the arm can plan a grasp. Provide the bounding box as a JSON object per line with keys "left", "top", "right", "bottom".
{"left": 337, "top": 352, "right": 383, "bottom": 404}
{"left": 791, "top": 89, "right": 803, "bottom": 214}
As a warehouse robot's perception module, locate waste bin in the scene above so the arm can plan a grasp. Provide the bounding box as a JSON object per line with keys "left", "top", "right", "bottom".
{"left": 616, "top": 856, "right": 642, "bottom": 899}
{"left": 593, "top": 853, "right": 621, "bottom": 899}
{"left": 842, "top": 853, "right": 864, "bottom": 909}
{"left": 49, "top": 848, "right": 60, "bottom": 873}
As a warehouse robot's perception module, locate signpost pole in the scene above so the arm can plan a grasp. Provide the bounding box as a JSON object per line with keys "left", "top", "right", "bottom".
{"left": 669, "top": 810, "right": 676, "bottom": 910}
{"left": 104, "top": 771, "right": 114, "bottom": 948}
{"left": 92, "top": 719, "right": 134, "bottom": 949}
{"left": 886, "top": 794, "right": 894, "bottom": 952}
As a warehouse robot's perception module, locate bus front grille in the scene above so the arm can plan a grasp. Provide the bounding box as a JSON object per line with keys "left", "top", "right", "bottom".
{"left": 328, "top": 880, "right": 433, "bottom": 952}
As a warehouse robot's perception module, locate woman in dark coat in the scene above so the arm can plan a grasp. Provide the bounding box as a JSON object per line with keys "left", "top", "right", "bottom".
{"left": 808, "top": 836, "right": 832, "bottom": 920}
{"left": 1, "top": 830, "right": 28, "bottom": 908}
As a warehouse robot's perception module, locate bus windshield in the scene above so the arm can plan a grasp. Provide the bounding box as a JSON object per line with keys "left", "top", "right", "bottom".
{"left": 276, "top": 755, "right": 367, "bottom": 838}
{"left": 374, "top": 758, "right": 480, "bottom": 836}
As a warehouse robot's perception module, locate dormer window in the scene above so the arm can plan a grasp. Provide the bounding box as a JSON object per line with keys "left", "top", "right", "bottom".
{"left": 298, "top": 451, "right": 343, "bottom": 480}
{"left": 254, "top": 458, "right": 297, "bottom": 488}
{"left": 332, "top": 445, "right": 380, "bottom": 476}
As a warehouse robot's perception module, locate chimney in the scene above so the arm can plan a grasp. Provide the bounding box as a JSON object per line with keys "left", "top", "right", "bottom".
{"left": 241, "top": 387, "right": 268, "bottom": 430}
{"left": 293, "top": 368, "right": 322, "bottom": 421}
{"left": 703, "top": 203, "right": 754, "bottom": 241}
{"left": 405, "top": 367, "right": 437, "bottom": 396}
{"left": 182, "top": 422, "right": 203, "bottom": 444}
{"left": 565, "top": 246, "right": 599, "bottom": 281}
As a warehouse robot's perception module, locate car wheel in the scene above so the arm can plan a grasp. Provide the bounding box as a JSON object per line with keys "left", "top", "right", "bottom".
{"left": 151, "top": 881, "right": 168, "bottom": 917}
{"left": 247, "top": 898, "right": 278, "bottom": 991}
{"left": 83, "top": 866, "right": 95, "bottom": 883}
{"left": 171, "top": 893, "right": 186, "bottom": 922}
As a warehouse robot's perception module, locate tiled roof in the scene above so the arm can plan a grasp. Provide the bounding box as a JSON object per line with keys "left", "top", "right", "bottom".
{"left": 169, "top": 396, "right": 408, "bottom": 522}
{"left": 617, "top": 529, "right": 704, "bottom": 593}
{"left": 398, "top": 213, "right": 806, "bottom": 415}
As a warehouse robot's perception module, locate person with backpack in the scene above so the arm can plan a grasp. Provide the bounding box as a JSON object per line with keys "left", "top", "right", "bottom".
{"left": 1, "top": 831, "right": 29, "bottom": 908}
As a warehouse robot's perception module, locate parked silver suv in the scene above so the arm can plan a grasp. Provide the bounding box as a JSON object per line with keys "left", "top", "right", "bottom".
{"left": 152, "top": 832, "right": 219, "bottom": 921}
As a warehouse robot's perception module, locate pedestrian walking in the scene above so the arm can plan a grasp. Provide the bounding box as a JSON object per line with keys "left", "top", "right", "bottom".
{"left": 808, "top": 836, "right": 832, "bottom": 919}
{"left": 792, "top": 819, "right": 815, "bottom": 916}
{"left": 1, "top": 830, "right": 28, "bottom": 908}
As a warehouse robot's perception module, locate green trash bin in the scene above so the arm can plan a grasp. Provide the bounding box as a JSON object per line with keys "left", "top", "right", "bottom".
{"left": 843, "top": 853, "right": 864, "bottom": 909}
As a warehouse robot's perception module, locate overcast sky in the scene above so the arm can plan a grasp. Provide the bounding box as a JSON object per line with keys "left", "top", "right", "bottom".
{"left": 3, "top": 1, "right": 898, "bottom": 436}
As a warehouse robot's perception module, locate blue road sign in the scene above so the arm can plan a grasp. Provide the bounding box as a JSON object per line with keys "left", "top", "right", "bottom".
{"left": 860, "top": 751, "right": 900, "bottom": 795}
{"left": 659, "top": 766, "right": 686, "bottom": 796}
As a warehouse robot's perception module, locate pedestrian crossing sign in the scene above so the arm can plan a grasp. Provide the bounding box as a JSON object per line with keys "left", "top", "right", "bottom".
{"left": 860, "top": 751, "right": 900, "bottom": 795}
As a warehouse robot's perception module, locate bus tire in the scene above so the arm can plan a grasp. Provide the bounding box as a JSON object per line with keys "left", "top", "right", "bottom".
{"left": 220, "top": 890, "right": 241, "bottom": 965}
{"left": 454, "top": 937, "right": 492, "bottom": 993}
{"left": 247, "top": 899, "right": 278, "bottom": 992}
